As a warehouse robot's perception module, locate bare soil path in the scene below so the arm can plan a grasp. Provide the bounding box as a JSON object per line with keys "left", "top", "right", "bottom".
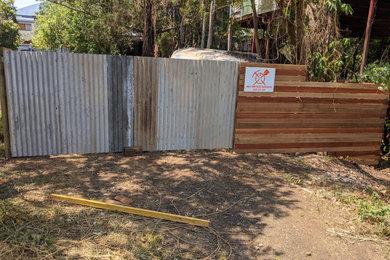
{"left": 0, "top": 151, "right": 389, "bottom": 259}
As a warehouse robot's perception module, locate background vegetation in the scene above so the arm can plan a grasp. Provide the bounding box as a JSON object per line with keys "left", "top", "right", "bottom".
{"left": 0, "top": 0, "right": 19, "bottom": 49}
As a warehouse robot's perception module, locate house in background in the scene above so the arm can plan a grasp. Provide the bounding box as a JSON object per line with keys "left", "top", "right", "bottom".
{"left": 234, "top": 0, "right": 279, "bottom": 53}
{"left": 16, "top": 3, "right": 41, "bottom": 51}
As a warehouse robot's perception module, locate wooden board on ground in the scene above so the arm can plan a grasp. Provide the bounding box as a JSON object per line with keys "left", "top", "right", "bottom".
{"left": 234, "top": 63, "right": 389, "bottom": 165}
{"left": 52, "top": 194, "right": 210, "bottom": 227}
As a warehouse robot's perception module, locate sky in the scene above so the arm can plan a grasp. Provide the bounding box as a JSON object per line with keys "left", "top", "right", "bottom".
{"left": 14, "top": 0, "right": 40, "bottom": 9}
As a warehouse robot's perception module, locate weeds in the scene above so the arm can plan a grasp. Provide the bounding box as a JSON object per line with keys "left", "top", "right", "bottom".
{"left": 326, "top": 155, "right": 334, "bottom": 162}
{"left": 356, "top": 191, "right": 390, "bottom": 237}
{"left": 335, "top": 190, "right": 390, "bottom": 238}
{"left": 284, "top": 174, "right": 303, "bottom": 185}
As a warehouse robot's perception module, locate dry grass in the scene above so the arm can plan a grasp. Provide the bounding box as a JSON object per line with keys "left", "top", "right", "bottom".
{"left": 0, "top": 150, "right": 389, "bottom": 259}
{"left": 0, "top": 197, "right": 230, "bottom": 259}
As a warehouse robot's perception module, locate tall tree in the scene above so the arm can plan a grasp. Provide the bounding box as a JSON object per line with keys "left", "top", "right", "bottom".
{"left": 200, "top": 0, "right": 206, "bottom": 48}
{"left": 295, "top": 0, "right": 305, "bottom": 64}
{"left": 227, "top": 4, "right": 232, "bottom": 51}
{"left": 206, "top": 0, "right": 215, "bottom": 48}
{"left": 33, "top": 0, "right": 252, "bottom": 56}
{"left": 0, "top": 0, "right": 19, "bottom": 49}
{"left": 33, "top": 0, "right": 139, "bottom": 54}
{"left": 142, "top": 0, "right": 155, "bottom": 56}
{"left": 250, "top": 0, "right": 260, "bottom": 56}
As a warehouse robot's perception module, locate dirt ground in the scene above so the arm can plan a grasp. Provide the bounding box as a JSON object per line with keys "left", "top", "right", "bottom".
{"left": 0, "top": 150, "right": 389, "bottom": 259}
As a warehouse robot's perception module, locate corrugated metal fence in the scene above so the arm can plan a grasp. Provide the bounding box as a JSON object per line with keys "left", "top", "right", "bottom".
{"left": 3, "top": 51, "right": 239, "bottom": 157}
{"left": 133, "top": 57, "right": 239, "bottom": 151}
{"left": 156, "top": 58, "right": 238, "bottom": 150}
{"left": 3, "top": 51, "right": 133, "bottom": 156}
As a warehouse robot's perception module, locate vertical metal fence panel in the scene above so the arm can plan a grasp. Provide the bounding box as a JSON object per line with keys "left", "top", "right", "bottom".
{"left": 4, "top": 51, "right": 62, "bottom": 156}
{"left": 133, "top": 57, "right": 159, "bottom": 151}
{"left": 108, "top": 56, "right": 134, "bottom": 152}
{"left": 156, "top": 58, "right": 239, "bottom": 150}
{"left": 3, "top": 51, "right": 111, "bottom": 157}
{"left": 4, "top": 52, "right": 237, "bottom": 156}
{"left": 57, "top": 53, "right": 110, "bottom": 154}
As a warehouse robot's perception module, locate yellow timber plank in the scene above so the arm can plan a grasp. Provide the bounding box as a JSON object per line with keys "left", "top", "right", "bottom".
{"left": 52, "top": 194, "right": 210, "bottom": 227}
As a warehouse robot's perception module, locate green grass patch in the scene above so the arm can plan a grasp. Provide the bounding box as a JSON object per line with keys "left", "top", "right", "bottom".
{"left": 336, "top": 190, "right": 390, "bottom": 238}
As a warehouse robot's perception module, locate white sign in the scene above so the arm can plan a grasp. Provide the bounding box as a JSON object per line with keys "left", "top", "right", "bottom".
{"left": 244, "top": 67, "right": 276, "bottom": 92}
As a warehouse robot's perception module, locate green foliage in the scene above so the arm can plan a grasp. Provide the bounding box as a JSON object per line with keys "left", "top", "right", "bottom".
{"left": 357, "top": 192, "right": 389, "bottom": 222}
{"left": 308, "top": 38, "right": 361, "bottom": 82}
{"left": 33, "top": 1, "right": 138, "bottom": 54}
{"left": 0, "top": 0, "right": 20, "bottom": 49}
{"left": 325, "top": 0, "right": 353, "bottom": 15}
{"left": 33, "top": 0, "right": 250, "bottom": 56}
{"left": 337, "top": 191, "right": 390, "bottom": 237}
{"left": 360, "top": 63, "right": 390, "bottom": 91}
{"left": 360, "top": 62, "right": 390, "bottom": 155}
{"left": 356, "top": 192, "right": 390, "bottom": 237}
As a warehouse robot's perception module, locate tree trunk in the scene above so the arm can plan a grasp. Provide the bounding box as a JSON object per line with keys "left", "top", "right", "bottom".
{"left": 250, "top": 0, "right": 261, "bottom": 57}
{"left": 227, "top": 5, "right": 232, "bottom": 51}
{"left": 153, "top": 2, "right": 158, "bottom": 57}
{"left": 142, "top": 0, "right": 154, "bottom": 56}
{"left": 206, "top": 0, "right": 215, "bottom": 49}
{"left": 179, "top": 17, "right": 185, "bottom": 48}
{"left": 296, "top": 0, "right": 305, "bottom": 64}
{"left": 201, "top": 0, "right": 206, "bottom": 48}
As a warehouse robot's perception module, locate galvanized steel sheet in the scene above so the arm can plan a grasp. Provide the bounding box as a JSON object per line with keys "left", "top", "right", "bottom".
{"left": 157, "top": 58, "right": 239, "bottom": 150}
{"left": 3, "top": 52, "right": 237, "bottom": 156}
{"left": 3, "top": 51, "right": 131, "bottom": 156}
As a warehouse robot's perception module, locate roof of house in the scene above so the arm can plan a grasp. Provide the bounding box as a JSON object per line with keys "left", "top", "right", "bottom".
{"left": 237, "top": 0, "right": 390, "bottom": 39}
{"left": 17, "top": 17, "right": 35, "bottom": 23}
{"left": 17, "top": 3, "right": 41, "bottom": 17}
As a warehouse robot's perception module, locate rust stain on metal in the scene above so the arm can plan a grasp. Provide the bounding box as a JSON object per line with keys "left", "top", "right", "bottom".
{"left": 133, "top": 57, "right": 158, "bottom": 151}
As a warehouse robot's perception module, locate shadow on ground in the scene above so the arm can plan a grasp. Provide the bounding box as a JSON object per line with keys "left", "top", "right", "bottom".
{"left": 0, "top": 150, "right": 387, "bottom": 258}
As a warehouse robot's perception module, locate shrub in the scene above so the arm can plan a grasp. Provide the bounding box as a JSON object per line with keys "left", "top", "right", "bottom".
{"left": 360, "top": 62, "right": 390, "bottom": 91}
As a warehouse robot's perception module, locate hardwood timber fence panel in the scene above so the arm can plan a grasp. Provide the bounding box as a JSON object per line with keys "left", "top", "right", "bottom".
{"left": 234, "top": 63, "right": 389, "bottom": 165}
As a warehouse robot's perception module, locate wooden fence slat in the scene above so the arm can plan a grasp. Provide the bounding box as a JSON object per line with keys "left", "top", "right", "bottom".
{"left": 235, "top": 128, "right": 384, "bottom": 134}
{"left": 274, "top": 81, "right": 380, "bottom": 90}
{"left": 236, "top": 103, "right": 387, "bottom": 114}
{"left": 234, "top": 62, "right": 389, "bottom": 165}
{"left": 233, "top": 146, "right": 380, "bottom": 153}
{"left": 270, "top": 85, "right": 386, "bottom": 94}
{"left": 237, "top": 91, "right": 388, "bottom": 100}
{"left": 237, "top": 96, "right": 387, "bottom": 104}
{"left": 0, "top": 48, "right": 11, "bottom": 158}
{"left": 235, "top": 133, "right": 383, "bottom": 144}
{"left": 235, "top": 118, "right": 385, "bottom": 129}
{"left": 236, "top": 113, "right": 385, "bottom": 119}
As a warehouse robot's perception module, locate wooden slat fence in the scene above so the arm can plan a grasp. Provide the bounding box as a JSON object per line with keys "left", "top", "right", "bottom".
{"left": 234, "top": 63, "right": 388, "bottom": 165}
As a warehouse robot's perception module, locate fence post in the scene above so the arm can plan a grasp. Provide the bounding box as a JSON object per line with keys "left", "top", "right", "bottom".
{"left": 0, "top": 48, "right": 11, "bottom": 158}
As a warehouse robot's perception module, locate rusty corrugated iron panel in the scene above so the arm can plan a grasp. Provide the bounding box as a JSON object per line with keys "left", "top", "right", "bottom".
{"left": 108, "top": 56, "right": 134, "bottom": 152}
{"left": 133, "top": 57, "right": 159, "bottom": 151}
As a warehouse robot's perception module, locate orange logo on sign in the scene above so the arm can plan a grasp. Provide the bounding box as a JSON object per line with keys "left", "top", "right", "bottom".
{"left": 252, "top": 69, "right": 270, "bottom": 86}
